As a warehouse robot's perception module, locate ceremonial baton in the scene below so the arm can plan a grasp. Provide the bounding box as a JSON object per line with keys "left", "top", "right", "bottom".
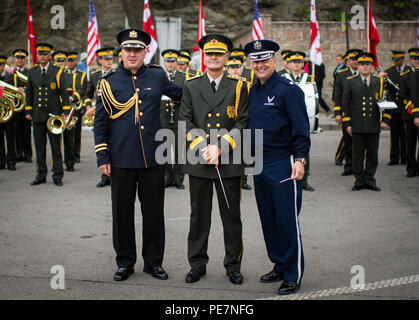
{"left": 216, "top": 167, "right": 230, "bottom": 209}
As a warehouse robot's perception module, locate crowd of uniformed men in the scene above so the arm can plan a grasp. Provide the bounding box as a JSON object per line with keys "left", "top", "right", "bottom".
{"left": 1, "top": 44, "right": 418, "bottom": 189}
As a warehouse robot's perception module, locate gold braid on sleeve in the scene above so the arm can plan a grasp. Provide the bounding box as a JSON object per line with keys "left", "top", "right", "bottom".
{"left": 234, "top": 80, "right": 243, "bottom": 120}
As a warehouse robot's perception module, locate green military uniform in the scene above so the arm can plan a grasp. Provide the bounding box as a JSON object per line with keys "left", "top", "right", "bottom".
{"left": 12, "top": 49, "right": 32, "bottom": 163}
{"left": 0, "top": 57, "right": 17, "bottom": 170}
{"left": 66, "top": 51, "right": 87, "bottom": 164}
{"left": 384, "top": 51, "right": 408, "bottom": 165}
{"left": 160, "top": 68, "right": 186, "bottom": 188}
{"left": 25, "top": 43, "right": 71, "bottom": 185}
{"left": 342, "top": 53, "right": 384, "bottom": 191}
{"left": 180, "top": 35, "right": 249, "bottom": 280}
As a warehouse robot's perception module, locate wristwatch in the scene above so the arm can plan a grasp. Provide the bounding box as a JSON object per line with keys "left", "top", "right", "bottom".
{"left": 294, "top": 158, "right": 306, "bottom": 165}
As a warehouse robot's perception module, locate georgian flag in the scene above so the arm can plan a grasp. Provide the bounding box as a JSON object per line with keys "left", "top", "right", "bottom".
{"left": 143, "top": 0, "right": 158, "bottom": 64}
{"left": 309, "top": 0, "right": 322, "bottom": 66}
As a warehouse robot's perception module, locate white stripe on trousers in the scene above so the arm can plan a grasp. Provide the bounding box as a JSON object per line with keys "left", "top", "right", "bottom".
{"left": 290, "top": 155, "right": 302, "bottom": 284}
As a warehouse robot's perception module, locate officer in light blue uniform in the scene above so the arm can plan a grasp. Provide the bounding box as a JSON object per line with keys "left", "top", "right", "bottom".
{"left": 94, "top": 28, "right": 183, "bottom": 282}
{"left": 244, "top": 39, "right": 310, "bottom": 295}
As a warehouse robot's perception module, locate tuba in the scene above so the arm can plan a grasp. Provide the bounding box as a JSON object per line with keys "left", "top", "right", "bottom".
{"left": 0, "top": 80, "right": 26, "bottom": 114}
{"left": 47, "top": 113, "right": 66, "bottom": 134}
{"left": 0, "top": 95, "right": 15, "bottom": 123}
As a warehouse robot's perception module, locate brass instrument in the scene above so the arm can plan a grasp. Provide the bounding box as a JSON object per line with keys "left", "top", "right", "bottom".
{"left": 83, "top": 106, "right": 95, "bottom": 127}
{"left": 47, "top": 113, "right": 66, "bottom": 134}
{"left": 0, "top": 80, "right": 26, "bottom": 113}
{"left": 0, "top": 94, "right": 15, "bottom": 123}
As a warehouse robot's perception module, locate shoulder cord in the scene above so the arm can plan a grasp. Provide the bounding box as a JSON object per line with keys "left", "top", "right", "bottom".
{"left": 234, "top": 80, "right": 243, "bottom": 120}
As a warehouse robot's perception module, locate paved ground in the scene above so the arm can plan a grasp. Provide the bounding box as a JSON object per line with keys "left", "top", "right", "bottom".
{"left": 0, "top": 114, "right": 418, "bottom": 300}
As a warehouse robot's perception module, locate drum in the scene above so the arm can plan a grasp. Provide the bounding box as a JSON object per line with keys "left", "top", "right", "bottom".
{"left": 298, "top": 80, "right": 319, "bottom": 133}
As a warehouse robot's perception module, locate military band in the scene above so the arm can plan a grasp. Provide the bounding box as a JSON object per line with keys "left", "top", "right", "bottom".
{"left": 2, "top": 19, "right": 419, "bottom": 299}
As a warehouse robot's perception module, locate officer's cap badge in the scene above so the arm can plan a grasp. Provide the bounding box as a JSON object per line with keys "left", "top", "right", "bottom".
{"left": 254, "top": 41, "right": 262, "bottom": 50}
{"left": 129, "top": 30, "right": 138, "bottom": 38}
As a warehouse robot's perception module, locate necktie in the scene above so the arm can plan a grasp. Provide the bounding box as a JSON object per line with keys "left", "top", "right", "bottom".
{"left": 211, "top": 80, "right": 216, "bottom": 94}
{"left": 296, "top": 75, "right": 301, "bottom": 83}
{"left": 363, "top": 79, "right": 368, "bottom": 87}
{"left": 42, "top": 68, "right": 46, "bottom": 76}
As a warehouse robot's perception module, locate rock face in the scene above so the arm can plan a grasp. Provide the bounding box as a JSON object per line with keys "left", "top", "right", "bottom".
{"left": 0, "top": 0, "right": 417, "bottom": 58}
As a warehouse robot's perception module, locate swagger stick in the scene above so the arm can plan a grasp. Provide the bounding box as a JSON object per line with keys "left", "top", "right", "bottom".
{"left": 216, "top": 167, "right": 230, "bottom": 209}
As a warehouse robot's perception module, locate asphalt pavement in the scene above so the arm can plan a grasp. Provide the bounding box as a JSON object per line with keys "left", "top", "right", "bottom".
{"left": 0, "top": 114, "right": 418, "bottom": 300}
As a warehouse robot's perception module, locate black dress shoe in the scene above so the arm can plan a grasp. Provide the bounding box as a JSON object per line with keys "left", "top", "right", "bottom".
{"left": 277, "top": 280, "right": 300, "bottom": 295}
{"left": 75, "top": 158, "right": 80, "bottom": 163}
{"left": 335, "top": 159, "right": 343, "bottom": 166}
{"left": 260, "top": 270, "right": 284, "bottom": 283}
{"left": 406, "top": 172, "right": 416, "bottom": 178}
{"left": 96, "top": 180, "right": 110, "bottom": 188}
{"left": 387, "top": 161, "right": 398, "bottom": 166}
{"left": 241, "top": 182, "right": 252, "bottom": 190}
{"left": 30, "top": 178, "right": 46, "bottom": 186}
{"left": 114, "top": 267, "right": 134, "bottom": 281}
{"left": 341, "top": 169, "right": 353, "bottom": 176}
{"left": 0, "top": 163, "right": 5, "bottom": 170}
{"left": 17, "top": 155, "right": 25, "bottom": 162}
{"left": 367, "top": 185, "right": 381, "bottom": 191}
{"left": 67, "top": 167, "right": 74, "bottom": 172}
{"left": 302, "top": 182, "right": 315, "bottom": 191}
{"left": 175, "top": 184, "right": 185, "bottom": 190}
{"left": 351, "top": 185, "right": 363, "bottom": 191}
{"left": 7, "top": 163, "right": 16, "bottom": 171}
{"left": 185, "top": 269, "right": 206, "bottom": 283}
{"left": 227, "top": 271, "right": 243, "bottom": 285}
{"left": 165, "top": 182, "right": 174, "bottom": 188}
{"left": 143, "top": 265, "right": 168, "bottom": 280}
{"left": 53, "top": 180, "right": 63, "bottom": 186}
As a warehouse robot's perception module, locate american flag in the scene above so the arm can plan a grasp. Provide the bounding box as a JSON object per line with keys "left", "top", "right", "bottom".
{"left": 417, "top": 7, "right": 419, "bottom": 47}
{"left": 87, "top": 0, "right": 101, "bottom": 67}
{"left": 252, "top": 0, "right": 264, "bottom": 40}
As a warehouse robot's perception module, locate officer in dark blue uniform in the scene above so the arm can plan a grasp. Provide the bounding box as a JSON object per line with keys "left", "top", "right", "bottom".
{"left": 94, "top": 28, "right": 183, "bottom": 282}
{"left": 245, "top": 39, "right": 310, "bottom": 295}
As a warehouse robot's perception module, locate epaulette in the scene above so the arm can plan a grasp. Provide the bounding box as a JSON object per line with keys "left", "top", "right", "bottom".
{"left": 29, "top": 64, "right": 38, "bottom": 70}
{"left": 102, "top": 69, "right": 116, "bottom": 79}
{"left": 91, "top": 69, "right": 101, "bottom": 75}
{"left": 401, "top": 69, "right": 411, "bottom": 76}
{"left": 347, "top": 74, "right": 359, "bottom": 80}
{"left": 415, "top": 66, "right": 419, "bottom": 70}
{"left": 227, "top": 74, "right": 247, "bottom": 82}
{"left": 146, "top": 64, "right": 163, "bottom": 69}
{"left": 186, "top": 74, "right": 203, "bottom": 81}
{"left": 338, "top": 67, "right": 348, "bottom": 73}
{"left": 384, "top": 66, "right": 393, "bottom": 72}
{"left": 278, "top": 76, "right": 294, "bottom": 86}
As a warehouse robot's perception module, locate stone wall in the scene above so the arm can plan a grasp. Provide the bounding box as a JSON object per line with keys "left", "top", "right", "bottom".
{"left": 235, "top": 14, "right": 418, "bottom": 109}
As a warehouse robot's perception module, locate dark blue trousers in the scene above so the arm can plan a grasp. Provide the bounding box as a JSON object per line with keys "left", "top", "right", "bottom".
{"left": 254, "top": 156, "right": 304, "bottom": 284}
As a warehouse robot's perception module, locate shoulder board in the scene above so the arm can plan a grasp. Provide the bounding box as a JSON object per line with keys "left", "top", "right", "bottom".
{"left": 29, "top": 64, "right": 38, "bottom": 70}
{"left": 278, "top": 76, "right": 294, "bottom": 86}
{"left": 347, "top": 74, "right": 359, "bottom": 80}
{"left": 338, "top": 68, "right": 348, "bottom": 73}
{"left": 384, "top": 66, "right": 394, "bottom": 72}
{"left": 177, "top": 70, "right": 186, "bottom": 74}
{"left": 146, "top": 64, "right": 163, "bottom": 69}
{"left": 186, "top": 74, "right": 203, "bottom": 81}
{"left": 227, "top": 74, "right": 246, "bottom": 82}
{"left": 400, "top": 69, "right": 411, "bottom": 76}
{"left": 91, "top": 70, "right": 101, "bottom": 75}
{"left": 102, "top": 69, "right": 116, "bottom": 79}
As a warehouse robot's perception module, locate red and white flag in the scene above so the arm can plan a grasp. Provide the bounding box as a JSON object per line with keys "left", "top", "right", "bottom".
{"left": 87, "top": 0, "right": 101, "bottom": 67}
{"left": 143, "top": 0, "right": 158, "bottom": 64}
{"left": 252, "top": 0, "right": 264, "bottom": 40}
{"left": 197, "top": 0, "right": 207, "bottom": 72}
{"left": 309, "top": 0, "right": 322, "bottom": 66}
{"left": 367, "top": 0, "right": 380, "bottom": 68}
{"left": 27, "top": 0, "right": 37, "bottom": 65}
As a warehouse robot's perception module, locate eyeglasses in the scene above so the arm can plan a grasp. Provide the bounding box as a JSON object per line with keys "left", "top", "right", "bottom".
{"left": 358, "top": 62, "right": 372, "bottom": 66}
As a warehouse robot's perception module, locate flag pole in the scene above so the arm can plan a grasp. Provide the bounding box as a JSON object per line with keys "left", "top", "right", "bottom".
{"left": 367, "top": 0, "right": 370, "bottom": 53}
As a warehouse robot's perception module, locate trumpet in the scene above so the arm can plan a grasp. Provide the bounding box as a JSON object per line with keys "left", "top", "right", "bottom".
{"left": 67, "top": 88, "right": 83, "bottom": 111}
{"left": 83, "top": 106, "right": 95, "bottom": 127}
{"left": 0, "top": 80, "right": 26, "bottom": 113}
{"left": 47, "top": 113, "right": 66, "bottom": 134}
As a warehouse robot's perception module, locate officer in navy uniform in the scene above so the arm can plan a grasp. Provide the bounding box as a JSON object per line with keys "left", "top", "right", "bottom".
{"left": 12, "top": 49, "right": 32, "bottom": 163}
{"left": 384, "top": 50, "right": 407, "bottom": 166}
{"left": 25, "top": 43, "right": 71, "bottom": 186}
{"left": 94, "top": 29, "right": 183, "bottom": 282}
{"left": 180, "top": 34, "right": 249, "bottom": 285}
{"left": 85, "top": 47, "right": 115, "bottom": 187}
{"left": 399, "top": 48, "right": 419, "bottom": 177}
{"left": 245, "top": 39, "right": 310, "bottom": 295}
{"left": 341, "top": 53, "right": 388, "bottom": 191}
{"left": 160, "top": 49, "right": 185, "bottom": 189}
{"left": 65, "top": 51, "right": 87, "bottom": 165}
{"left": 0, "top": 55, "right": 18, "bottom": 170}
